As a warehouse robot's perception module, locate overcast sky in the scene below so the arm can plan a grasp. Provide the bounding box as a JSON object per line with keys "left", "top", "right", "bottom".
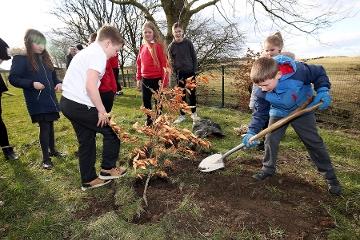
{"left": 1, "top": 0, "right": 359, "bottom": 69}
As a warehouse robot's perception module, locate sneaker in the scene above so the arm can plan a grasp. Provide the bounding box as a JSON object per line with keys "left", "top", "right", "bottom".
{"left": 49, "top": 151, "right": 66, "bottom": 158}
{"left": 252, "top": 171, "right": 273, "bottom": 181}
{"left": 81, "top": 178, "right": 112, "bottom": 191}
{"left": 174, "top": 115, "right": 186, "bottom": 124}
{"left": 191, "top": 112, "right": 200, "bottom": 121}
{"left": 42, "top": 159, "right": 53, "bottom": 170}
{"left": 116, "top": 91, "right": 123, "bottom": 96}
{"left": 328, "top": 183, "right": 342, "bottom": 196}
{"left": 99, "top": 167, "right": 127, "bottom": 180}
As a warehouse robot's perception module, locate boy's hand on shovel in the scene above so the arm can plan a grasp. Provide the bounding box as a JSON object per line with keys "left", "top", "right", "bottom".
{"left": 242, "top": 131, "right": 260, "bottom": 148}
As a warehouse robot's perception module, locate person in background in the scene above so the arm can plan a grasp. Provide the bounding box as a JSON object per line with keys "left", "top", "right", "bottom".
{"left": 66, "top": 46, "right": 76, "bottom": 69}
{"left": 242, "top": 56, "right": 342, "bottom": 196}
{"left": 0, "top": 38, "right": 18, "bottom": 160}
{"left": 75, "top": 44, "right": 84, "bottom": 53}
{"left": 61, "top": 25, "right": 126, "bottom": 191}
{"left": 168, "top": 22, "right": 200, "bottom": 124}
{"left": 136, "top": 21, "right": 169, "bottom": 126}
{"left": 9, "top": 29, "right": 64, "bottom": 169}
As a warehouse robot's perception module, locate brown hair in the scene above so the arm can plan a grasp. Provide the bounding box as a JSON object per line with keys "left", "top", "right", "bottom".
{"left": 97, "top": 25, "right": 124, "bottom": 45}
{"left": 264, "top": 31, "right": 284, "bottom": 49}
{"left": 250, "top": 57, "right": 279, "bottom": 84}
{"left": 172, "top": 22, "right": 183, "bottom": 31}
{"left": 24, "top": 29, "right": 53, "bottom": 71}
{"left": 142, "top": 21, "right": 167, "bottom": 67}
{"left": 88, "top": 32, "right": 97, "bottom": 44}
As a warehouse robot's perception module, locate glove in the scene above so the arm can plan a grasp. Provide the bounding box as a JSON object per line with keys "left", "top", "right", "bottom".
{"left": 242, "top": 131, "right": 260, "bottom": 148}
{"left": 308, "top": 87, "right": 331, "bottom": 110}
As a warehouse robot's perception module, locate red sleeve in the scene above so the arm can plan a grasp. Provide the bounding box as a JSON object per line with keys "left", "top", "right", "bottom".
{"left": 108, "top": 54, "right": 119, "bottom": 68}
{"left": 156, "top": 43, "right": 169, "bottom": 87}
{"left": 136, "top": 45, "right": 142, "bottom": 81}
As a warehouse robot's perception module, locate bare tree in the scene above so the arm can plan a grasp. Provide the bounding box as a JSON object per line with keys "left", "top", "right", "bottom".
{"left": 186, "top": 17, "right": 244, "bottom": 69}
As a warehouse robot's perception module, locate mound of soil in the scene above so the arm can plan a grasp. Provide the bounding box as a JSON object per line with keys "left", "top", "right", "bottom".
{"left": 133, "top": 155, "right": 336, "bottom": 239}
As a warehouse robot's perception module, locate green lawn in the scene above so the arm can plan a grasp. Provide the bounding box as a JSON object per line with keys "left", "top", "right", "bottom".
{"left": 0, "top": 86, "right": 359, "bottom": 239}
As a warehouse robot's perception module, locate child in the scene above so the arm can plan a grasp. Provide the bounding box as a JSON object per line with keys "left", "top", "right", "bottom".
{"left": 168, "top": 22, "right": 199, "bottom": 123}
{"left": 249, "top": 32, "right": 289, "bottom": 111}
{"left": 242, "top": 55, "right": 342, "bottom": 196}
{"left": 9, "top": 29, "right": 63, "bottom": 169}
{"left": 136, "top": 21, "right": 169, "bottom": 126}
{"left": 60, "top": 25, "right": 126, "bottom": 191}
{"left": 0, "top": 38, "right": 18, "bottom": 160}
{"left": 88, "top": 32, "right": 117, "bottom": 112}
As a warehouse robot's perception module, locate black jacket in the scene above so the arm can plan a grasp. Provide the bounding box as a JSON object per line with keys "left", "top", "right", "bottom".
{"left": 9, "top": 50, "right": 61, "bottom": 116}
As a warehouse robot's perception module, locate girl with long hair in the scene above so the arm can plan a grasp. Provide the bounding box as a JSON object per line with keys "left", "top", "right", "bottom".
{"left": 136, "top": 21, "right": 169, "bottom": 126}
{"left": 9, "top": 29, "right": 64, "bottom": 169}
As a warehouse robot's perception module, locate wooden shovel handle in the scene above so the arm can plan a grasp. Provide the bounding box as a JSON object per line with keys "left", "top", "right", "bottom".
{"left": 249, "top": 98, "right": 321, "bottom": 142}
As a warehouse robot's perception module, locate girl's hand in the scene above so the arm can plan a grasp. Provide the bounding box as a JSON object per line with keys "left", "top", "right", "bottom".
{"left": 33, "top": 82, "right": 45, "bottom": 90}
{"left": 136, "top": 80, "right": 142, "bottom": 91}
{"left": 54, "top": 83, "right": 62, "bottom": 92}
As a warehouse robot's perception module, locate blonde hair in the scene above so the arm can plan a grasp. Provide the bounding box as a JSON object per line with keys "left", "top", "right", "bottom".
{"left": 142, "top": 21, "right": 167, "bottom": 67}
{"left": 24, "top": 29, "right": 53, "bottom": 71}
{"left": 264, "top": 31, "right": 284, "bottom": 50}
{"left": 97, "top": 25, "right": 124, "bottom": 45}
{"left": 250, "top": 57, "right": 279, "bottom": 84}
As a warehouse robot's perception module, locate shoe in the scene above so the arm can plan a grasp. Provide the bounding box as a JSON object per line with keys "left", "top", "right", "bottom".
{"left": 256, "top": 141, "right": 265, "bottom": 151}
{"left": 99, "top": 167, "right": 127, "bottom": 180}
{"left": 42, "top": 159, "right": 54, "bottom": 170}
{"left": 174, "top": 115, "right": 186, "bottom": 124}
{"left": 252, "top": 171, "right": 273, "bottom": 181}
{"left": 328, "top": 182, "right": 342, "bottom": 196}
{"left": 116, "top": 91, "right": 123, "bottom": 96}
{"left": 81, "top": 178, "right": 112, "bottom": 191}
{"left": 191, "top": 112, "right": 200, "bottom": 121}
{"left": 2, "top": 146, "right": 19, "bottom": 160}
{"left": 49, "top": 151, "right": 66, "bottom": 158}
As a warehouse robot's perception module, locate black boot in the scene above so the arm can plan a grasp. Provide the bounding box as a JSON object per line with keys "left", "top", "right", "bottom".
{"left": 2, "top": 146, "right": 19, "bottom": 160}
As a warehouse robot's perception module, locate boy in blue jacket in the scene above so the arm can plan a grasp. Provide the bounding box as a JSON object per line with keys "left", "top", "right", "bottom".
{"left": 242, "top": 55, "right": 342, "bottom": 195}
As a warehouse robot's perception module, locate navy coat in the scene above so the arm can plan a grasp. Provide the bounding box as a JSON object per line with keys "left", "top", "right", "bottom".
{"left": 9, "top": 52, "right": 61, "bottom": 116}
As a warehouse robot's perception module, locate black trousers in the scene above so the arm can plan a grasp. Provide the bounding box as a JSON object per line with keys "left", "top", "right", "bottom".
{"left": 142, "top": 78, "right": 161, "bottom": 123}
{"left": 100, "top": 91, "right": 115, "bottom": 113}
{"left": 0, "top": 94, "right": 10, "bottom": 147}
{"left": 176, "top": 71, "right": 197, "bottom": 115}
{"left": 38, "top": 121, "right": 55, "bottom": 162}
{"left": 60, "top": 97, "right": 120, "bottom": 183}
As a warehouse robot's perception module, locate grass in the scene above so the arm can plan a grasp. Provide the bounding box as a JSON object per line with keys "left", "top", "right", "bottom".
{"left": 0, "top": 82, "right": 360, "bottom": 238}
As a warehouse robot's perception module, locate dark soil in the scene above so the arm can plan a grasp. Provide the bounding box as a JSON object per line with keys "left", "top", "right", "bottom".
{"left": 133, "top": 153, "right": 336, "bottom": 239}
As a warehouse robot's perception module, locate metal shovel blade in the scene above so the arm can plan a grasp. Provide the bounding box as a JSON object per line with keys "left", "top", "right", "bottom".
{"left": 198, "top": 153, "right": 225, "bottom": 172}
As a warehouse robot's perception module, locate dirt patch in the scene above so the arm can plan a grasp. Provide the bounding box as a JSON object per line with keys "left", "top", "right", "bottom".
{"left": 133, "top": 154, "right": 336, "bottom": 239}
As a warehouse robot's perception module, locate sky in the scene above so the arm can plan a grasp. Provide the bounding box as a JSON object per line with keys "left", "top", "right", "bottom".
{"left": 1, "top": 0, "right": 359, "bottom": 69}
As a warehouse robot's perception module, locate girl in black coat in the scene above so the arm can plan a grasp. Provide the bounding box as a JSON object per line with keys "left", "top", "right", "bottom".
{"left": 0, "top": 38, "right": 18, "bottom": 160}
{"left": 9, "top": 29, "right": 64, "bottom": 169}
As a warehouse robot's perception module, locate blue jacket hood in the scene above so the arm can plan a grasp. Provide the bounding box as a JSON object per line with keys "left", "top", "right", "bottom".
{"left": 274, "top": 55, "right": 297, "bottom": 80}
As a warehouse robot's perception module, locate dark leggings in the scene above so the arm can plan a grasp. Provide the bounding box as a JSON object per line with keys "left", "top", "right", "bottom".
{"left": 0, "top": 94, "right": 10, "bottom": 147}
{"left": 142, "top": 78, "right": 161, "bottom": 123}
{"left": 177, "top": 71, "right": 197, "bottom": 115}
{"left": 38, "top": 121, "right": 55, "bottom": 162}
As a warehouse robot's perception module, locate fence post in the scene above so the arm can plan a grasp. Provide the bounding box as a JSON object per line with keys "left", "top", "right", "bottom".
{"left": 221, "top": 65, "right": 225, "bottom": 108}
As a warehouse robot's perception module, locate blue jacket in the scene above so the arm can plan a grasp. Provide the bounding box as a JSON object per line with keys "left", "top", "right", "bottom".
{"left": 248, "top": 55, "right": 330, "bottom": 134}
{"left": 9, "top": 50, "right": 61, "bottom": 116}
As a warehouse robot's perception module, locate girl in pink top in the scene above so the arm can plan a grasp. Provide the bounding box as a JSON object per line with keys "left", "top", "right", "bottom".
{"left": 136, "top": 21, "right": 169, "bottom": 126}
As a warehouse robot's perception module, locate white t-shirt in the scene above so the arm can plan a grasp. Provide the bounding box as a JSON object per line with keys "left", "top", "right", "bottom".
{"left": 62, "top": 42, "right": 107, "bottom": 107}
